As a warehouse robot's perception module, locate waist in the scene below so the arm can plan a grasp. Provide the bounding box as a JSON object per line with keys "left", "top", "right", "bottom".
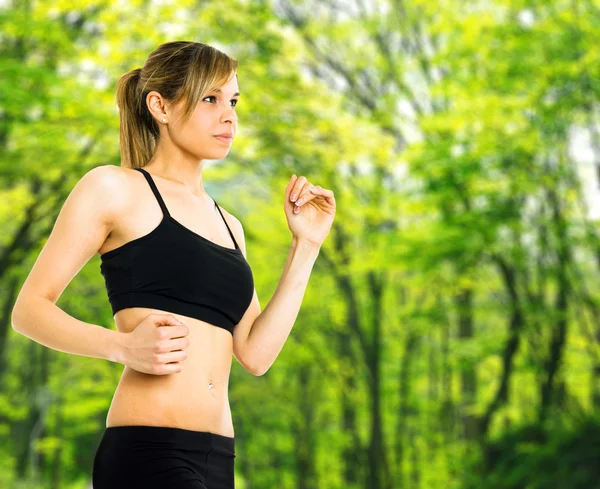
{"left": 107, "top": 367, "right": 234, "bottom": 436}
{"left": 102, "top": 424, "right": 235, "bottom": 446}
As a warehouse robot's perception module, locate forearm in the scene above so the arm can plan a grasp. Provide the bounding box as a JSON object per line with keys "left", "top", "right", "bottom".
{"left": 11, "top": 295, "right": 123, "bottom": 363}
{"left": 246, "top": 236, "right": 320, "bottom": 375}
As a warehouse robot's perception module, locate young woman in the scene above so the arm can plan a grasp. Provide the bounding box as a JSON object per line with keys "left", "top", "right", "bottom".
{"left": 11, "top": 41, "right": 336, "bottom": 489}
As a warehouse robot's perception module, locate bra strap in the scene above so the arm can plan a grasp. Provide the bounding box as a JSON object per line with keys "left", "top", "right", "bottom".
{"left": 134, "top": 167, "right": 171, "bottom": 218}
{"left": 214, "top": 200, "right": 240, "bottom": 250}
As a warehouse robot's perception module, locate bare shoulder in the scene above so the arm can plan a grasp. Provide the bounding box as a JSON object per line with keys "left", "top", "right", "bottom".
{"left": 81, "top": 165, "right": 131, "bottom": 226}
{"left": 216, "top": 204, "right": 246, "bottom": 254}
{"left": 12, "top": 165, "right": 132, "bottom": 306}
{"left": 218, "top": 205, "right": 240, "bottom": 227}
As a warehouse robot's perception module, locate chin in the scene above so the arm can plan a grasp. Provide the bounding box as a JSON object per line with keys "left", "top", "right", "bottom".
{"left": 209, "top": 150, "right": 231, "bottom": 160}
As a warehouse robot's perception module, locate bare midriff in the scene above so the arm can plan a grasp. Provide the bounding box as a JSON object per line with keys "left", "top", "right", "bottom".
{"left": 106, "top": 305, "right": 235, "bottom": 438}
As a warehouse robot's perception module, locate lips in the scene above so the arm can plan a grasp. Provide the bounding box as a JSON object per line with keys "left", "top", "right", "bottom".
{"left": 214, "top": 134, "right": 233, "bottom": 144}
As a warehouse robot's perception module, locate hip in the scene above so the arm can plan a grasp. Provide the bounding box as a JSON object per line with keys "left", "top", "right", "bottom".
{"left": 93, "top": 424, "right": 235, "bottom": 489}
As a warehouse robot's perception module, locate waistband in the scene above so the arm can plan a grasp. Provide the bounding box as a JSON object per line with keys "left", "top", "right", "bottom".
{"left": 103, "top": 425, "right": 235, "bottom": 456}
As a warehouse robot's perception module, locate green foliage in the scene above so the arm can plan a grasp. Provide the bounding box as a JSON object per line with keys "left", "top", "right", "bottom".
{"left": 2, "top": 0, "right": 600, "bottom": 487}
{"left": 463, "top": 416, "right": 600, "bottom": 489}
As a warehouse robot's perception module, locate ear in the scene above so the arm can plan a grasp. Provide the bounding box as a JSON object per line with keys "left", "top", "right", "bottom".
{"left": 146, "top": 91, "right": 169, "bottom": 124}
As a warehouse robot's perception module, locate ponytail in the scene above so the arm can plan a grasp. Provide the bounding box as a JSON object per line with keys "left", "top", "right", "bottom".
{"left": 115, "top": 67, "right": 158, "bottom": 169}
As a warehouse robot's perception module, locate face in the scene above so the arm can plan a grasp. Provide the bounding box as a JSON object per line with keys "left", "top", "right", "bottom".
{"left": 147, "top": 73, "right": 239, "bottom": 161}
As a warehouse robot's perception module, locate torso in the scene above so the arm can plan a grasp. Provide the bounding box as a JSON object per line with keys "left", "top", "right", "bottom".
{"left": 99, "top": 166, "right": 239, "bottom": 437}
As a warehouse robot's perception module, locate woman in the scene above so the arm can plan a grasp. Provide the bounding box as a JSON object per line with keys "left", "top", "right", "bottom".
{"left": 11, "top": 41, "right": 336, "bottom": 489}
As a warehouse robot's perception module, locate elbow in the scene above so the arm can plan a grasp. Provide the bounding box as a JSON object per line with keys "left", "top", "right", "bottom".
{"left": 234, "top": 338, "right": 267, "bottom": 376}
{"left": 236, "top": 343, "right": 266, "bottom": 376}
{"left": 11, "top": 302, "right": 25, "bottom": 332}
{"left": 252, "top": 366, "right": 266, "bottom": 376}
{"left": 247, "top": 357, "right": 266, "bottom": 376}
{"left": 249, "top": 361, "right": 264, "bottom": 376}
{"left": 251, "top": 361, "right": 269, "bottom": 376}
{"left": 237, "top": 353, "right": 264, "bottom": 376}
{"left": 11, "top": 295, "right": 40, "bottom": 333}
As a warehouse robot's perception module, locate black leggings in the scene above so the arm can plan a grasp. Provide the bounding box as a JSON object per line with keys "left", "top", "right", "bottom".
{"left": 92, "top": 425, "right": 236, "bottom": 489}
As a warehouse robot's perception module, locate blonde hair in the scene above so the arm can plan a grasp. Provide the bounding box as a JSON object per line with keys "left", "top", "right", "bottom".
{"left": 115, "top": 41, "right": 238, "bottom": 169}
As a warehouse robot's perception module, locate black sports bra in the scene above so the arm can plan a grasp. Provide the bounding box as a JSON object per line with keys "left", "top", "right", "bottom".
{"left": 99, "top": 167, "right": 254, "bottom": 335}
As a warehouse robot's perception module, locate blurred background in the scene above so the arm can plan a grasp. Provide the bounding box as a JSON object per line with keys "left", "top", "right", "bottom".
{"left": 1, "top": 0, "right": 600, "bottom": 488}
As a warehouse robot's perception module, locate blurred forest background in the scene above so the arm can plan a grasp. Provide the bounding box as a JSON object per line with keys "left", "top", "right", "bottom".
{"left": 1, "top": 0, "right": 600, "bottom": 488}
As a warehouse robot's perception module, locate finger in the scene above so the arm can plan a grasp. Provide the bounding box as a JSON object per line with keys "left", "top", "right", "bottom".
{"left": 157, "top": 362, "right": 184, "bottom": 375}
{"left": 290, "top": 176, "right": 307, "bottom": 203}
{"left": 292, "top": 182, "right": 314, "bottom": 213}
{"left": 309, "top": 186, "right": 336, "bottom": 206}
{"left": 290, "top": 177, "right": 306, "bottom": 202}
{"left": 169, "top": 337, "right": 190, "bottom": 351}
{"left": 286, "top": 174, "right": 297, "bottom": 201}
{"left": 295, "top": 183, "right": 320, "bottom": 206}
{"left": 286, "top": 174, "right": 296, "bottom": 190}
{"left": 152, "top": 313, "right": 185, "bottom": 326}
{"left": 158, "top": 324, "right": 189, "bottom": 339}
{"left": 293, "top": 180, "right": 313, "bottom": 203}
{"left": 158, "top": 350, "right": 188, "bottom": 364}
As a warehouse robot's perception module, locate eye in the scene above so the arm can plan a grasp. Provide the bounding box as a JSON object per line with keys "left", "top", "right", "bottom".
{"left": 202, "top": 95, "right": 239, "bottom": 107}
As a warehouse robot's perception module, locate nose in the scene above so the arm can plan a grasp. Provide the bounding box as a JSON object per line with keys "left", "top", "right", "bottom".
{"left": 221, "top": 105, "right": 238, "bottom": 125}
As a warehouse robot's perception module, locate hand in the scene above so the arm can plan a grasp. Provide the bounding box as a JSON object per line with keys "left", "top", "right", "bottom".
{"left": 116, "top": 314, "right": 190, "bottom": 375}
{"left": 284, "top": 174, "right": 336, "bottom": 248}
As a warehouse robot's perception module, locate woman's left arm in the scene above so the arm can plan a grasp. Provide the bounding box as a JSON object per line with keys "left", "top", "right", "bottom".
{"left": 244, "top": 236, "right": 320, "bottom": 375}
{"left": 235, "top": 175, "right": 336, "bottom": 376}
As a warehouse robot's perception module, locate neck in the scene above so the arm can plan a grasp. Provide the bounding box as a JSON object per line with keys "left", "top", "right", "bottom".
{"left": 143, "top": 160, "right": 207, "bottom": 198}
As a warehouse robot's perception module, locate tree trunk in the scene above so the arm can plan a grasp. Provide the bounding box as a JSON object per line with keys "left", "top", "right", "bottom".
{"left": 456, "top": 287, "right": 479, "bottom": 440}
{"left": 295, "top": 364, "right": 316, "bottom": 489}
{"left": 539, "top": 193, "right": 570, "bottom": 422}
{"left": 481, "top": 257, "right": 524, "bottom": 437}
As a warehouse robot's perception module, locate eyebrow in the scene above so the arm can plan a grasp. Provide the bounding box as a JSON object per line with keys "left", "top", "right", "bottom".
{"left": 213, "top": 88, "right": 241, "bottom": 97}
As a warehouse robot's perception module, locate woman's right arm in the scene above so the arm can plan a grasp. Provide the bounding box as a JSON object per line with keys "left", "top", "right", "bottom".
{"left": 11, "top": 165, "right": 128, "bottom": 364}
